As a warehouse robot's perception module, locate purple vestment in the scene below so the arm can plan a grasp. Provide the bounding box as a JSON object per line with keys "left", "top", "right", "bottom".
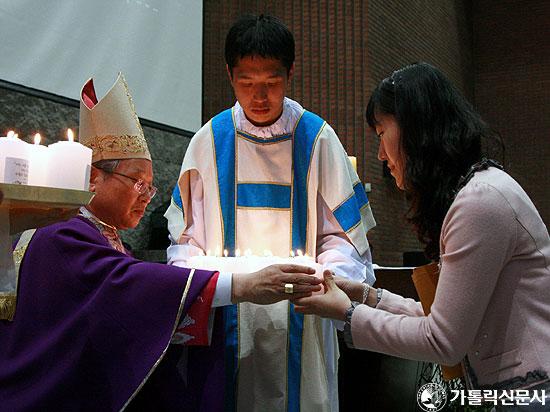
{"left": 0, "top": 216, "right": 224, "bottom": 411}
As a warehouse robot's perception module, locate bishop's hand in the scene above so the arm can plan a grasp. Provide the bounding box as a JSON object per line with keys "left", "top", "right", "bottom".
{"left": 231, "top": 264, "right": 323, "bottom": 305}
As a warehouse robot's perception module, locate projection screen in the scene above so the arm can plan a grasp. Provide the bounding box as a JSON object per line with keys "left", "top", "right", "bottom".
{"left": 0, "top": 0, "right": 202, "bottom": 132}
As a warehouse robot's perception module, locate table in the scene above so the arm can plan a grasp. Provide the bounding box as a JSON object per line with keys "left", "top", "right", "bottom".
{"left": 373, "top": 265, "right": 418, "bottom": 299}
{"left": 0, "top": 183, "right": 94, "bottom": 314}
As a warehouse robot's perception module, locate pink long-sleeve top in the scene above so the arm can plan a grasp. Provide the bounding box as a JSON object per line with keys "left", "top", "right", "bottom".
{"left": 351, "top": 167, "right": 550, "bottom": 388}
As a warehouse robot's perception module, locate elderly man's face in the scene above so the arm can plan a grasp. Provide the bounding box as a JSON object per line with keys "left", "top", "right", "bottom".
{"left": 89, "top": 159, "right": 154, "bottom": 230}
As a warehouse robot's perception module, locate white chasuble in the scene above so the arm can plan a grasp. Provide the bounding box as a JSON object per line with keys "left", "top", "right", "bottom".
{"left": 166, "top": 104, "right": 375, "bottom": 412}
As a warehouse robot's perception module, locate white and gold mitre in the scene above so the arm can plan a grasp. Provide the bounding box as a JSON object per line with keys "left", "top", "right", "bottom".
{"left": 79, "top": 72, "right": 151, "bottom": 163}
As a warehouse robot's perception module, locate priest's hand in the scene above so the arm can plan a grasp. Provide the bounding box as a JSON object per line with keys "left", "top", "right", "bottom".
{"left": 293, "top": 270, "right": 351, "bottom": 321}
{"left": 231, "top": 264, "right": 323, "bottom": 305}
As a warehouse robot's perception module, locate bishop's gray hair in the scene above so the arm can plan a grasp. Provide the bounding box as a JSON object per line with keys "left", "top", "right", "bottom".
{"left": 92, "top": 159, "right": 120, "bottom": 173}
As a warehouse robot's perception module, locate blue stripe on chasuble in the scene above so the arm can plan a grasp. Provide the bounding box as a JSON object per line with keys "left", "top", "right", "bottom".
{"left": 237, "top": 183, "right": 291, "bottom": 209}
{"left": 171, "top": 184, "right": 183, "bottom": 210}
{"left": 292, "top": 111, "right": 324, "bottom": 250}
{"left": 288, "top": 111, "right": 325, "bottom": 412}
{"left": 333, "top": 182, "right": 370, "bottom": 232}
{"left": 211, "top": 109, "right": 238, "bottom": 412}
{"left": 354, "top": 181, "right": 369, "bottom": 209}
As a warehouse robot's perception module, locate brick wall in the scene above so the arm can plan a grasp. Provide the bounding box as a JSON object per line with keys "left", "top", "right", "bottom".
{"left": 203, "top": 0, "right": 474, "bottom": 265}
{"left": 473, "top": 0, "right": 550, "bottom": 226}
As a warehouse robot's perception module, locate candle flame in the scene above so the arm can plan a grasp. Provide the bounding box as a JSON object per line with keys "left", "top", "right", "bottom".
{"left": 297, "top": 249, "right": 303, "bottom": 257}
{"left": 7, "top": 130, "right": 15, "bottom": 138}
{"left": 235, "top": 248, "right": 241, "bottom": 257}
{"left": 290, "top": 250, "right": 295, "bottom": 257}
{"left": 224, "top": 249, "right": 228, "bottom": 257}
{"left": 34, "top": 133, "right": 42, "bottom": 145}
{"left": 67, "top": 128, "right": 74, "bottom": 142}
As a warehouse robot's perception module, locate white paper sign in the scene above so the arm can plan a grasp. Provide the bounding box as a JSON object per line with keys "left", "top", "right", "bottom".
{"left": 4, "top": 157, "right": 29, "bottom": 184}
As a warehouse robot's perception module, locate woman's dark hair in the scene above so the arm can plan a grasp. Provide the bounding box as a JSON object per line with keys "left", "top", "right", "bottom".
{"left": 225, "top": 14, "right": 295, "bottom": 75}
{"left": 366, "top": 62, "right": 500, "bottom": 260}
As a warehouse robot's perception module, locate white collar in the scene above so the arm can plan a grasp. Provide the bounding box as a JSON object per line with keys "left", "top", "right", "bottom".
{"left": 233, "top": 97, "right": 304, "bottom": 138}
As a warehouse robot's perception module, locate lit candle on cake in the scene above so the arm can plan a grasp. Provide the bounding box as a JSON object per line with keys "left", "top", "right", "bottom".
{"left": 28, "top": 133, "right": 50, "bottom": 187}
{"left": 0, "top": 131, "right": 30, "bottom": 184}
{"left": 187, "top": 249, "right": 324, "bottom": 294}
{"left": 47, "top": 128, "right": 92, "bottom": 190}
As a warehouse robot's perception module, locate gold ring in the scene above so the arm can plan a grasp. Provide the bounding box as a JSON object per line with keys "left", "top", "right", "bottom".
{"left": 284, "top": 283, "right": 294, "bottom": 294}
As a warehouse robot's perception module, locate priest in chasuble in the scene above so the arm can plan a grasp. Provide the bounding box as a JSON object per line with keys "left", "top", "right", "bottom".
{"left": 0, "top": 73, "right": 320, "bottom": 411}
{"left": 165, "top": 15, "right": 376, "bottom": 412}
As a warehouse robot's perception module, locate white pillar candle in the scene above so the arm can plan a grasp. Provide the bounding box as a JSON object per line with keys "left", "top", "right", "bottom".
{"left": 47, "top": 129, "right": 92, "bottom": 190}
{"left": 348, "top": 156, "right": 357, "bottom": 172}
{"left": 0, "top": 131, "right": 30, "bottom": 184}
{"left": 28, "top": 133, "right": 50, "bottom": 187}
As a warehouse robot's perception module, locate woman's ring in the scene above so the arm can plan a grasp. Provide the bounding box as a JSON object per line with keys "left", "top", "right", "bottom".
{"left": 284, "top": 283, "right": 294, "bottom": 294}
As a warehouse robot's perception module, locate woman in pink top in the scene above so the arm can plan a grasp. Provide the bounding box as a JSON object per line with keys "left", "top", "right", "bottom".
{"left": 294, "top": 62, "right": 550, "bottom": 410}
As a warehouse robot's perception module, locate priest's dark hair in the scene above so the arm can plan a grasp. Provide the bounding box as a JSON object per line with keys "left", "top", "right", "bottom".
{"left": 225, "top": 14, "right": 295, "bottom": 76}
{"left": 366, "top": 62, "right": 502, "bottom": 260}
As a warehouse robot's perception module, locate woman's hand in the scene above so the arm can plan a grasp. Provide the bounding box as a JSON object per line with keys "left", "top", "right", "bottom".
{"left": 232, "top": 264, "right": 323, "bottom": 305}
{"left": 333, "top": 275, "right": 368, "bottom": 302}
{"left": 292, "top": 270, "right": 351, "bottom": 321}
